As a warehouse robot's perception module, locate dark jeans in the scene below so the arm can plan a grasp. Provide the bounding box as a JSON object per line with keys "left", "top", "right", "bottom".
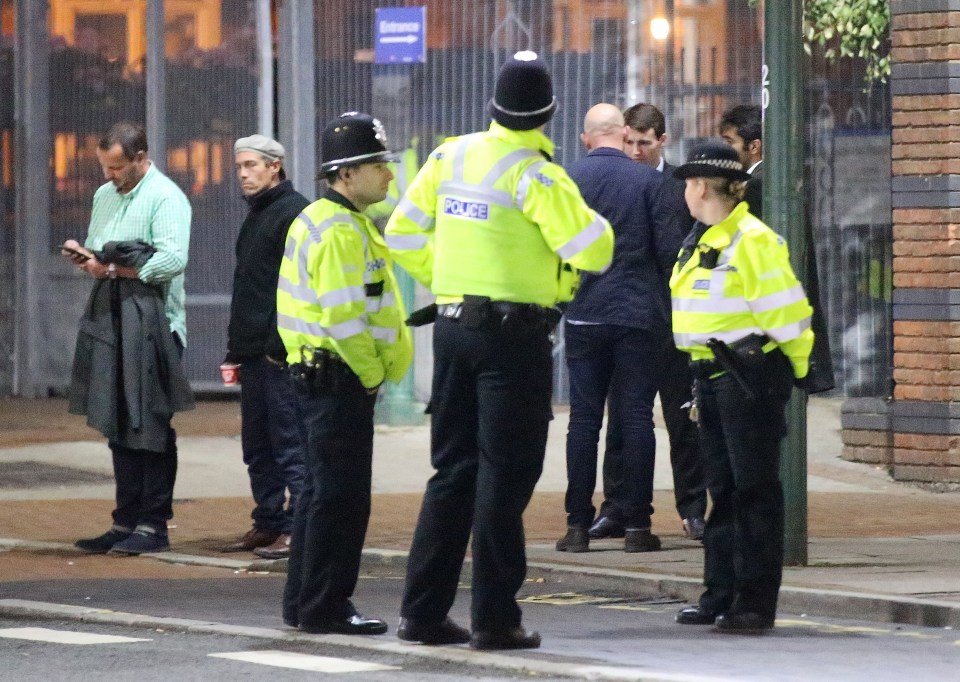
{"left": 240, "top": 357, "right": 306, "bottom": 534}
{"left": 600, "top": 341, "right": 707, "bottom": 523}
{"left": 401, "top": 316, "right": 552, "bottom": 632}
{"left": 283, "top": 365, "right": 377, "bottom": 628}
{"left": 109, "top": 332, "right": 182, "bottom": 534}
{"left": 565, "top": 322, "right": 662, "bottom": 529}
{"left": 696, "top": 350, "right": 793, "bottom": 620}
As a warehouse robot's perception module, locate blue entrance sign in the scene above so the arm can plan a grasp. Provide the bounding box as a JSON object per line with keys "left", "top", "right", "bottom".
{"left": 375, "top": 6, "right": 426, "bottom": 64}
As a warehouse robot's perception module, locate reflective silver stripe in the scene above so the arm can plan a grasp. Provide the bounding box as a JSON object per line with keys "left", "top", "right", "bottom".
{"left": 672, "top": 297, "right": 751, "bottom": 314}
{"left": 451, "top": 139, "right": 469, "bottom": 182}
{"left": 385, "top": 233, "right": 429, "bottom": 250}
{"left": 396, "top": 196, "right": 434, "bottom": 230}
{"left": 749, "top": 284, "right": 807, "bottom": 314}
{"left": 320, "top": 285, "right": 365, "bottom": 308}
{"left": 283, "top": 235, "right": 297, "bottom": 260}
{"left": 709, "top": 268, "right": 728, "bottom": 297}
{"left": 277, "top": 275, "right": 320, "bottom": 305}
{"left": 438, "top": 181, "right": 513, "bottom": 208}
{"left": 673, "top": 327, "right": 764, "bottom": 347}
{"left": 370, "top": 326, "right": 398, "bottom": 343}
{"left": 482, "top": 148, "right": 541, "bottom": 187}
{"left": 766, "top": 316, "right": 812, "bottom": 344}
{"left": 515, "top": 161, "right": 546, "bottom": 211}
{"left": 300, "top": 215, "right": 337, "bottom": 244}
{"left": 367, "top": 291, "right": 396, "bottom": 313}
{"left": 556, "top": 215, "right": 608, "bottom": 260}
{"left": 277, "top": 313, "right": 367, "bottom": 340}
{"left": 716, "top": 230, "right": 743, "bottom": 267}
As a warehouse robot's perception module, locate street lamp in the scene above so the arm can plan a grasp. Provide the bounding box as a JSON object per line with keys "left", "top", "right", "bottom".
{"left": 650, "top": 16, "right": 670, "bottom": 41}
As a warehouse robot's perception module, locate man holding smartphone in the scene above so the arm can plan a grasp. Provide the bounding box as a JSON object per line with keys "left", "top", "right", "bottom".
{"left": 63, "top": 121, "right": 193, "bottom": 556}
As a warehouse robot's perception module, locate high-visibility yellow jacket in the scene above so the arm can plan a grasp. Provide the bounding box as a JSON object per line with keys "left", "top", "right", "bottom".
{"left": 670, "top": 202, "right": 814, "bottom": 379}
{"left": 276, "top": 192, "right": 413, "bottom": 388}
{"left": 383, "top": 122, "right": 613, "bottom": 306}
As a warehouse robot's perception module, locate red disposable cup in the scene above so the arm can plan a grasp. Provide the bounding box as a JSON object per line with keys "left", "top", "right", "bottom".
{"left": 220, "top": 363, "right": 240, "bottom": 386}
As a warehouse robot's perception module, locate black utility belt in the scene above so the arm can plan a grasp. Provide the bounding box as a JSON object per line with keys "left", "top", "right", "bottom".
{"left": 690, "top": 334, "right": 771, "bottom": 379}
{"left": 437, "top": 296, "right": 561, "bottom": 332}
{"left": 288, "top": 347, "right": 352, "bottom": 391}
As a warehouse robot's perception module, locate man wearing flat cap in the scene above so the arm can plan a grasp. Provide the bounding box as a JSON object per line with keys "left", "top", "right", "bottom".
{"left": 220, "top": 134, "right": 308, "bottom": 559}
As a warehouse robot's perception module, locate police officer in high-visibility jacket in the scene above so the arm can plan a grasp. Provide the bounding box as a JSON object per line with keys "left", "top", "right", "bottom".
{"left": 385, "top": 52, "right": 614, "bottom": 650}
{"left": 276, "top": 112, "right": 413, "bottom": 636}
{"left": 670, "top": 140, "right": 814, "bottom": 634}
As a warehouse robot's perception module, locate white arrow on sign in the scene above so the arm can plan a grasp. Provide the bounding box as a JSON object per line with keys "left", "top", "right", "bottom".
{"left": 381, "top": 34, "right": 418, "bottom": 44}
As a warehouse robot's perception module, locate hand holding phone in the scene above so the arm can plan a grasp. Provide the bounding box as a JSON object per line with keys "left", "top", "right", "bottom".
{"left": 60, "top": 243, "right": 91, "bottom": 262}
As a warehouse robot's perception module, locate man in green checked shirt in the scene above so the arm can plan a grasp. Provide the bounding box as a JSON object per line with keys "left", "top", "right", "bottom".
{"left": 62, "top": 122, "right": 192, "bottom": 556}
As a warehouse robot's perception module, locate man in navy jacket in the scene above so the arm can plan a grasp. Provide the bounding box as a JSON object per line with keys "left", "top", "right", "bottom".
{"left": 555, "top": 104, "right": 680, "bottom": 554}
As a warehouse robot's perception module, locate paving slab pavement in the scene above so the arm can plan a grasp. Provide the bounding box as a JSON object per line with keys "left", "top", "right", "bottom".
{"left": 2, "top": 396, "right": 960, "bottom": 628}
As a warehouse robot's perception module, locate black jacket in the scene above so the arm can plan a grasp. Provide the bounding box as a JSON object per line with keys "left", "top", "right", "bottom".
{"left": 69, "top": 241, "right": 194, "bottom": 452}
{"left": 226, "top": 180, "right": 310, "bottom": 362}
{"left": 564, "top": 147, "right": 680, "bottom": 330}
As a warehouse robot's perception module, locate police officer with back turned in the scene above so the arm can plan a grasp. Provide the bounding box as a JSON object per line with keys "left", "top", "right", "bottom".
{"left": 277, "top": 112, "right": 413, "bottom": 635}
{"left": 385, "top": 52, "right": 613, "bottom": 650}
{"left": 670, "top": 141, "right": 814, "bottom": 633}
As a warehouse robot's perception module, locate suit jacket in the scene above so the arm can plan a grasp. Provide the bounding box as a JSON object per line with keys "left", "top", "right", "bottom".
{"left": 745, "top": 160, "right": 835, "bottom": 393}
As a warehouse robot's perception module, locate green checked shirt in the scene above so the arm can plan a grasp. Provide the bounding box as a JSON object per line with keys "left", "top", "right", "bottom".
{"left": 84, "top": 162, "right": 192, "bottom": 345}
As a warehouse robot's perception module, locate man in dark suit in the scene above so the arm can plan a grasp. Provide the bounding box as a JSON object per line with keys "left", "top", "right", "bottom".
{"left": 719, "top": 105, "right": 835, "bottom": 394}
{"left": 555, "top": 103, "right": 678, "bottom": 554}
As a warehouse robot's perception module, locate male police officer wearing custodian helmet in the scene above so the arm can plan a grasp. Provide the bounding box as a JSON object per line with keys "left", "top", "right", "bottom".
{"left": 276, "top": 112, "right": 413, "bottom": 635}
{"left": 385, "top": 52, "right": 614, "bottom": 649}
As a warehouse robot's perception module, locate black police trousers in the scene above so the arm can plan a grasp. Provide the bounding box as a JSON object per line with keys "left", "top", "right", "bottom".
{"left": 695, "top": 349, "right": 793, "bottom": 620}
{"left": 401, "top": 316, "right": 553, "bottom": 632}
{"left": 282, "top": 365, "right": 377, "bottom": 629}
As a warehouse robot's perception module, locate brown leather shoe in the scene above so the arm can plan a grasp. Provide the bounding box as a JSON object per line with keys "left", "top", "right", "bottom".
{"left": 220, "top": 527, "right": 280, "bottom": 553}
{"left": 253, "top": 533, "right": 291, "bottom": 559}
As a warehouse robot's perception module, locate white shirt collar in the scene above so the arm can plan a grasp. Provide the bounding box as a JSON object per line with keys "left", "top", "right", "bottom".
{"left": 655, "top": 156, "right": 665, "bottom": 173}
{"left": 747, "top": 160, "right": 762, "bottom": 175}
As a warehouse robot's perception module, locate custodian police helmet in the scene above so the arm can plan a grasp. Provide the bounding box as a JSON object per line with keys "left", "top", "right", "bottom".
{"left": 320, "top": 112, "right": 394, "bottom": 173}
{"left": 488, "top": 51, "right": 558, "bottom": 131}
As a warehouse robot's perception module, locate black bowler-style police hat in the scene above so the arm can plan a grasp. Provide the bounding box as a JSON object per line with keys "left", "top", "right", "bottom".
{"left": 488, "top": 51, "right": 558, "bottom": 131}
{"left": 320, "top": 112, "right": 395, "bottom": 173}
{"left": 674, "top": 139, "right": 752, "bottom": 182}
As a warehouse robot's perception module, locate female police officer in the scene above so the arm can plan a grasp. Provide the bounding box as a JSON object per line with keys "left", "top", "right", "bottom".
{"left": 669, "top": 140, "right": 814, "bottom": 633}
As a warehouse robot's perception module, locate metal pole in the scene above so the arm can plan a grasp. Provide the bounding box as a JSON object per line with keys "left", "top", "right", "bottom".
{"left": 13, "top": 0, "right": 50, "bottom": 397}
{"left": 146, "top": 0, "right": 166, "bottom": 171}
{"left": 764, "top": 0, "right": 808, "bottom": 565}
{"left": 663, "top": 0, "right": 675, "bottom": 126}
{"left": 277, "top": 0, "right": 316, "bottom": 199}
{"left": 256, "top": 0, "right": 275, "bottom": 138}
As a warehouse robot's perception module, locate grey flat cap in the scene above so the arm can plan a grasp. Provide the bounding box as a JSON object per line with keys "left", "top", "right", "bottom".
{"left": 234, "top": 134, "right": 285, "bottom": 161}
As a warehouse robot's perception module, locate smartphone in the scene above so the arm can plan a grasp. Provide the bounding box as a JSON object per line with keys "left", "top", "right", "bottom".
{"left": 60, "top": 244, "right": 91, "bottom": 262}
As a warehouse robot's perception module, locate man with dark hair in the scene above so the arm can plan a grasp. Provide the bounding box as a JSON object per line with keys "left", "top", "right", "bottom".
{"left": 718, "top": 104, "right": 835, "bottom": 394}
{"left": 589, "top": 103, "right": 708, "bottom": 544}
{"left": 220, "top": 135, "right": 308, "bottom": 559}
{"left": 63, "top": 121, "right": 193, "bottom": 556}
{"left": 718, "top": 105, "right": 764, "bottom": 215}
{"left": 277, "top": 112, "right": 413, "bottom": 636}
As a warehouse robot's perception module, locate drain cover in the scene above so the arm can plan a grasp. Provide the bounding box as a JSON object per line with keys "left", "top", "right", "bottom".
{"left": 0, "top": 461, "right": 112, "bottom": 489}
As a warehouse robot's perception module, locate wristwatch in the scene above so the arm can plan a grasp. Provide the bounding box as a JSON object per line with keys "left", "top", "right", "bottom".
{"left": 107, "top": 263, "right": 117, "bottom": 279}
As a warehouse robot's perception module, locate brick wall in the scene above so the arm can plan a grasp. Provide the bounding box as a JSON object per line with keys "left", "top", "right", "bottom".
{"left": 866, "top": 0, "right": 960, "bottom": 482}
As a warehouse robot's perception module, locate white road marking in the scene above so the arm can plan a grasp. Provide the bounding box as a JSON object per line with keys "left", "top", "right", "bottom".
{"left": 209, "top": 650, "right": 400, "bottom": 673}
{"left": 0, "top": 627, "right": 150, "bottom": 644}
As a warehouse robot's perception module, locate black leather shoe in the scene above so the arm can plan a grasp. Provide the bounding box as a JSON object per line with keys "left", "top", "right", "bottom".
{"left": 588, "top": 516, "right": 625, "bottom": 539}
{"left": 470, "top": 627, "right": 541, "bottom": 650}
{"left": 75, "top": 527, "right": 132, "bottom": 554}
{"left": 675, "top": 605, "right": 719, "bottom": 625}
{"left": 555, "top": 527, "right": 589, "bottom": 552}
{"left": 624, "top": 529, "right": 661, "bottom": 552}
{"left": 397, "top": 617, "right": 471, "bottom": 645}
{"left": 715, "top": 612, "right": 774, "bottom": 634}
{"left": 302, "top": 614, "right": 388, "bottom": 636}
